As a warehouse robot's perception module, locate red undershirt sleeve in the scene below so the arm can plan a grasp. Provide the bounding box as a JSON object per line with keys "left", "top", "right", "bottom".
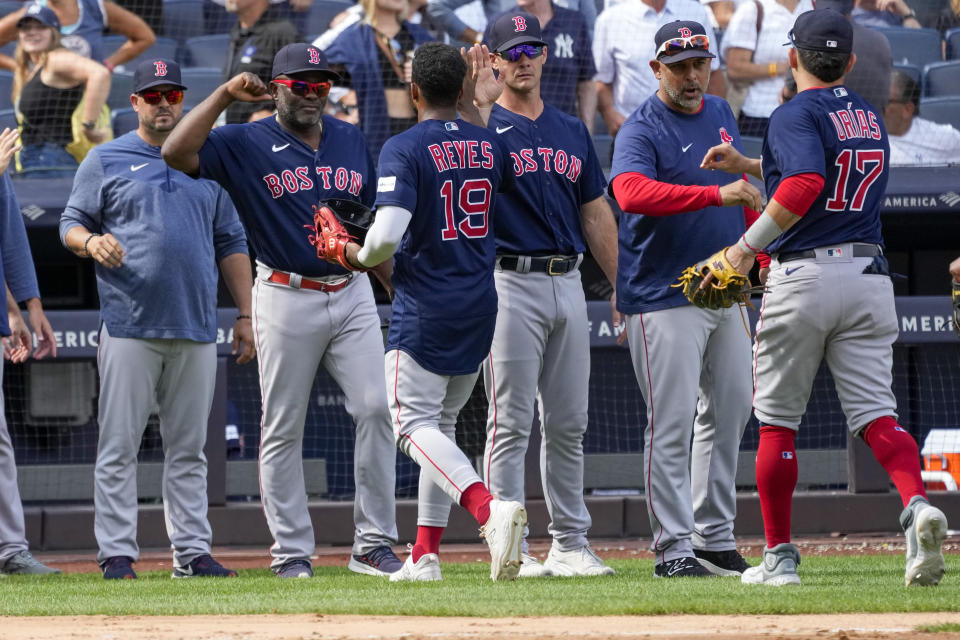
{"left": 770, "top": 172, "right": 825, "bottom": 217}
{"left": 612, "top": 172, "right": 722, "bottom": 216}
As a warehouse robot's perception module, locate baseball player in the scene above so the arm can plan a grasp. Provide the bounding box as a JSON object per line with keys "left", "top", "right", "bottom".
{"left": 60, "top": 59, "right": 250, "bottom": 580}
{"left": 0, "top": 130, "right": 59, "bottom": 576}
{"left": 608, "top": 20, "right": 763, "bottom": 579}
{"left": 161, "top": 43, "right": 402, "bottom": 578}
{"left": 309, "top": 42, "right": 527, "bottom": 582}
{"left": 462, "top": 12, "right": 619, "bottom": 578}
{"left": 701, "top": 8, "right": 948, "bottom": 587}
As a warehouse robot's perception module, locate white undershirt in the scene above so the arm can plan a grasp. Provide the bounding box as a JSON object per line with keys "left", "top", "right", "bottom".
{"left": 356, "top": 206, "right": 413, "bottom": 268}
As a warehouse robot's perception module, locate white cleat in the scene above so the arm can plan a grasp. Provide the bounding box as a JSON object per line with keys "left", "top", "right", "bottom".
{"left": 741, "top": 543, "right": 802, "bottom": 587}
{"left": 543, "top": 545, "right": 615, "bottom": 577}
{"left": 480, "top": 499, "right": 526, "bottom": 581}
{"left": 389, "top": 553, "right": 442, "bottom": 582}
{"left": 903, "top": 500, "right": 947, "bottom": 587}
{"left": 518, "top": 553, "right": 552, "bottom": 578}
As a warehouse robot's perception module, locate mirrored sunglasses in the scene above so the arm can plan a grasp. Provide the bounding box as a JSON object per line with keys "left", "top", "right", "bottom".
{"left": 656, "top": 34, "right": 710, "bottom": 58}
{"left": 273, "top": 78, "right": 332, "bottom": 97}
{"left": 139, "top": 89, "right": 184, "bottom": 105}
{"left": 498, "top": 44, "right": 544, "bottom": 62}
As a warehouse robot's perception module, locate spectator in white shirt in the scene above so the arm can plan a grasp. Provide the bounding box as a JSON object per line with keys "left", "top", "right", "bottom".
{"left": 594, "top": 0, "right": 724, "bottom": 137}
{"left": 720, "top": 0, "right": 812, "bottom": 136}
{"left": 885, "top": 70, "right": 960, "bottom": 167}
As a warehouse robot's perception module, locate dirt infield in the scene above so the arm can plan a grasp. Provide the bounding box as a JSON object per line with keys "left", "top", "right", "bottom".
{"left": 4, "top": 612, "right": 960, "bottom": 640}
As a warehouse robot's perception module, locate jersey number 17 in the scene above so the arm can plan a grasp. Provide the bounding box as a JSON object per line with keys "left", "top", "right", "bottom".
{"left": 825, "top": 149, "right": 884, "bottom": 212}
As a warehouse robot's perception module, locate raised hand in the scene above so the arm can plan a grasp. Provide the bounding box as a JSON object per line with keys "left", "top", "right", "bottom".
{"left": 0, "top": 127, "right": 21, "bottom": 176}
{"left": 718, "top": 179, "right": 763, "bottom": 212}
{"left": 226, "top": 72, "right": 272, "bottom": 103}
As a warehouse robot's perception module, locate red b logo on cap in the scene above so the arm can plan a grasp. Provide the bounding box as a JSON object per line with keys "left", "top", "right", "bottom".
{"left": 678, "top": 26, "right": 692, "bottom": 38}
{"left": 154, "top": 60, "right": 167, "bottom": 76}
{"left": 308, "top": 47, "right": 320, "bottom": 64}
{"left": 513, "top": 16, "right": 527, "bottom": 31}
{"left": 720, "top": 127, "right": 734, "bottom": 144}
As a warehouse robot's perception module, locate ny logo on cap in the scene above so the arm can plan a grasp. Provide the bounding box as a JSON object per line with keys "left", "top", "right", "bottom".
{"left": 27, "top": 5, "right": 41, "bottom": 16}
{"left": 513, "top": 16, "right": 527, "bottom": 31}
{"left": 826, "top": 40, "right": 837, "bottom": 47}
{"left": 678, "top": 26, "right": 692, "bottom": 38}
{"left": 154, "top": 60, "right": 168, "bottom": 76}
{"left": 308, "top": 48, "right": 321, "bottom": 64}
{"left": 719, "top": 127, "right": 733, "bottom": 144}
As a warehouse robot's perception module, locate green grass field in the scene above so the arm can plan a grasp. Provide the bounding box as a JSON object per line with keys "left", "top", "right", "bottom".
{"left": 0, "top": 555, "right": 958, "bottom": 617}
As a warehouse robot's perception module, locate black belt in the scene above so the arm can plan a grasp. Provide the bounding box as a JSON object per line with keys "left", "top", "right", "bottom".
{"left": 496, "top": 254, "right": 580, "bottom": 275}
{"left": 777, "top": 244, "right": 880, "bottom": 263}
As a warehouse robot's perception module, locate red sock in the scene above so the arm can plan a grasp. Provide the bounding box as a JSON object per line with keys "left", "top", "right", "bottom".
{"left": 411, "top": 526, "right": 444, "bottom": 563}
{"left": 459, "top": 481, "right": 493, "bottom": 525}
{"left": 862, "top": 416, "right": 926, "bottom": 507}
{"left": 756, "top": 425, "right": 798, "bottom": 547}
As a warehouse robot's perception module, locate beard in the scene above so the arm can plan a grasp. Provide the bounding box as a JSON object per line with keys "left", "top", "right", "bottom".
{"left": 276, "top": 96, "right": 324, "bottom": 131}
{"left": 142, "top": 110, "right": 179, "bottom": 134}
{"left": 663, "top": 81, "right": 704, "bottom": 110}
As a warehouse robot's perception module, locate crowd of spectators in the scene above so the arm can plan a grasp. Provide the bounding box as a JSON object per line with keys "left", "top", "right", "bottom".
{"left": 0, "top": 0, "right": 958, "bottom": 176}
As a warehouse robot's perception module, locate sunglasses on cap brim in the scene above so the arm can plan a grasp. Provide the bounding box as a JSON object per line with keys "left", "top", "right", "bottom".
{"left": 656, "top": 34, "right": 710, "bottom": 58}
{"left": 497, "top": 44, "right": 545, "bottom": 62}
{"left": 138, "top": 89, "right": 184, "bottom": 105}
{"left": 272, "top": 78, "right": 332, "bottom": 97}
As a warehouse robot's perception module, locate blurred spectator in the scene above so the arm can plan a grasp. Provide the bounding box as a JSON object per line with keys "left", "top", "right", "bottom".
{"left": 483, "top": 0, "right": 597, "bottom": 129}
{"left": 851, "top": 0, "right": 921, "bottom": 28}
{"left": 935, "top": 0, "right": 960, "bottom": 35}
{"left": 324, "top": 0, "right": 434, "bottom": 157}
{"left": 593, "top": 1, "right": 724, "bottom": 137}
{"left": 885, "top": 69, "right": 960, "bottom": 166}
{"left": 325, "top": 85, "right": 360, "bottom": 124}
{"left": 702, "top": 0, "right": 739, "bottom": 32}
{"left": 10, "top": 5, "right": 110, "bottom": 178}
{"left": 778, "top": 73, "right": 796, "bottom": 102}
{"left": 427, "top": 0, "right": 595, "bottom": 45}
{"left": 818, "top": 0, "right": 891, "bottom": 113}
{"left": 113, "top": 0, "right": 163, "bottom": 35}
{"left": 0, "top": 0, "right": 155, "bottom": 70}
{"left": 721, "top": 0, "right": 812, "bottom": 136}
{"left": 205, "top": 0, "right": 318, "bottom": 35}
{"left": 223, "top": 0, "right": 300, "bottom": 124}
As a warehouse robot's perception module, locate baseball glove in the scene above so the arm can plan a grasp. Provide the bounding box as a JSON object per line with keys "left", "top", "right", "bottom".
{"left": 672, "top": 247, "right": 756, "bottom": 310}
{"left": 952, "top": 279, "right": 960, "bottom": 338}
{"left": 306, "top": 202, "right": 368, "bottom": 271}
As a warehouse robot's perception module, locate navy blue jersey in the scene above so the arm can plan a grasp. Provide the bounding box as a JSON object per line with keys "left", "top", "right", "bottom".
{"left": 610, "top": 94, "right": 747, "bottom": 314}
{"left": 489, "top": 103, "right": 606, "bottom": 255}
{"left": 483, "top": 5, "right": 596, "bottom": 117}
{"left": 762, "top": 86, "right": 888, "bottom": 253}
{"left": 197, "top": 115, "right": 376, "bottom": 277}
{"left": 377, "top": 119, "right": 511, "bottom": 376}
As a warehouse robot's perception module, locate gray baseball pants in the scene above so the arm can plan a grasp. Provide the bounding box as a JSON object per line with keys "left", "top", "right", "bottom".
{"left": 625, "top": 304, "right": 752, "bottom": 564}
{"left": 0, "top": 358, "right": 29, "bottom": 563}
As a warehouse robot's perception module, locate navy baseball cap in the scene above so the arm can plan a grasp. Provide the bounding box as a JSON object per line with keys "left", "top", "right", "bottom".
{"left": 17, "top": 3, "right": 60, "bottom": 30}
{"left": 488, "top": 12, "right": 547, "bottom": 52}
{"left": 654, "top": 20, "right": 715, "bottom": 64}
{"left": 786, "top": 9, "right": 853, "bottom": 54}
{"left": 133, "top": 58, "right": 187, "bottom": 92}
{"left": 272, "top": 43, "right": 340, "bottom": 79}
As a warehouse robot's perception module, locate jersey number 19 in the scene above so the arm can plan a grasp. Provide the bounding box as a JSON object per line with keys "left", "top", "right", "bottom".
{"left": 440, "top": 178, "right": 492, "bottom": 241}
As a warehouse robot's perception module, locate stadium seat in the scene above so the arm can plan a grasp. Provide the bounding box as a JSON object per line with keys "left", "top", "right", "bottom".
{"left": 593, "top": 133, "right": 613, "bottom": 167}
{"left": 162, "top": 0, "right": 205, "bottom": 42}
{"left": 0, "top": 0, "right": 23, "bottom": 16}
{"left": 104, "top": 35, "right": 179, "bottom": 72}
{"left": 893, "top": 63, "right": 921, "bottom": 86}
{"left": 184, "top": 33, "right": 230, "bottom": 69}
{"left": 0, "top": 41, "right": 15, "bottom": 57}
{"left": 947, "top": 27, "right": 960, "bottom": 60}
{"left": 0, "top": 108, "right": 17, "bottom": 133}
{"left": 111, "top": 107, "right": 139, "bottom": 137}
{"left": 739, "top": 135, "right": 763, "bottom": 159}
{"left": 303, "top": 0, "right": 354, "bottom": 39}
{"left": 923, "top": 60, "right": 960, "bottom": 97}
{"left": 918, "top": 96, "right": 960, "bottom": 130}
{"left": 875, "top": 27, "right": 943, "bottom": 68}
{"left": 593, "top": 111, "right": 607, "bottom": 136}
{"left": 0, "top": 70, "right": 12, "bottom": 111}
{"left": 107, "top": 71, "right": 135, "bottom": 110}
{"left": 181, "top": 67, "right": 222, "bottom": 107}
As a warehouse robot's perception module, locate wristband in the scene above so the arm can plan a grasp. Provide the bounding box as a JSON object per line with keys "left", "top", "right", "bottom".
{"left": 82, "top": 232, "right": 102, "bottom": 257}
{"left": 237, "top": 314, "right": 252, "bottom": 321}
{"left": 741, "top": 210, "right": 783, "bottom": 254}
{"left": 768, "top": 62, "right": 778, "bottom": 77}
{"left": 902, "top": 11, "right": 916, "bottom": 21}
{"left": 104, "top": 60, "right": 115, "bottom": 72}
{"left": 82, "top": 120, "right": 97, "bottom": 131}
{"left": 737, "top": 235, "right": 759, "bottom": 257}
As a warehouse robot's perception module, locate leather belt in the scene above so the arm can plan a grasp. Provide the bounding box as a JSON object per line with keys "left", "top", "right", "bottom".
{"left": 496, "top": 254, "right": 581, "bottom": 276}
{"left": 267, "top": 271, "right": 351, "bottom": 293}
{"left": 777, "top": 243, "right": 880, "bottom": 263}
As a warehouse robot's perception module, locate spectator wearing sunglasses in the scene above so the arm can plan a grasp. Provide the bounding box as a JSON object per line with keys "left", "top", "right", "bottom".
{"left": 461, "top": 12, "right": 619, "bottom": 578}
{"left": 162, "top": 43, "right": 403, "bottom": 580}
{"left": 324, "top": 0, "right": 434, "bottom": 157}
{"left": 608, "top": 19, "right": 761, "bottom": 578}
{"left": 482, "top": 0, "right": 597, "bottom": 131}
{"left": 59, "top": 58, "right": 252, "bottom": 581}
{"left": 8, "top": 4, "right": 111, "bottom": 178}
{"left": 593, "top": 0, "right": 723, "bottom": 138}
{"left": 884, "top": 69, "right": 960, "bottom": 167}
{"left": 223, "top": 0, "right": 301, "bottom": 125}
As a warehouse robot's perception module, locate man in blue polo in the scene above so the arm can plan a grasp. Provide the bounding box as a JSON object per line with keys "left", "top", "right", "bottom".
{"left": 60, "top": 59, "right": 253, "bottom": 580}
